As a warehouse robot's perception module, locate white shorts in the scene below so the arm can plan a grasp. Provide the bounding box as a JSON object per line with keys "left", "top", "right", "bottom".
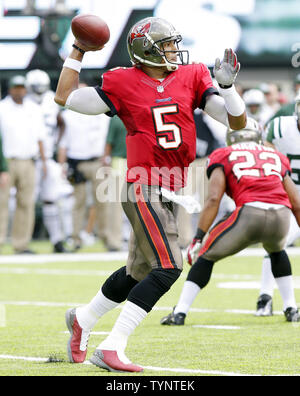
{"left": 36, "top": 159, "right": 73, "bottom": 202}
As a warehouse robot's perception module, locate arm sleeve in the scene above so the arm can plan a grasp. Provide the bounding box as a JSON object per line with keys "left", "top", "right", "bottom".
{"left": 204, "top": 94, "right": 229, "bottom": 127}
{"left": 280, "top": 152, "right": 292, "bottom": 178}
{"left": 65, "top": 87, "right": 110, "bottom": 115}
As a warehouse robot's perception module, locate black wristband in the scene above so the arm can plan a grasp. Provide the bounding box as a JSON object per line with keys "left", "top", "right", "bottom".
{"left": 218, "top": 83, "right": 233, "bottom": 89}
{"left": 72, "top": 44, "right": 85, "bottom": 55}
{"left": 195, "top": 228, "right": 206, "bottom": 242}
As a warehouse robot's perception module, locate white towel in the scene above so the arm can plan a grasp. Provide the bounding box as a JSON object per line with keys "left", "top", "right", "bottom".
{"left": 159, "top": 188, "right": 201, "bottom": 214}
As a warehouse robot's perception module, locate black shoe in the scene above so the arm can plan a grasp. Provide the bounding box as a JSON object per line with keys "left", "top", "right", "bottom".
{"left": 284, "top": 307, "right": 300, "bottom": 322}
{"left": 160, "top": 307, "right": 186, "bottom": 325}
{"left": 53, "top": 241, "right": 72, "bottom": 253}
{"left": 255, "top": 294, "right": 273, "bottom": 317}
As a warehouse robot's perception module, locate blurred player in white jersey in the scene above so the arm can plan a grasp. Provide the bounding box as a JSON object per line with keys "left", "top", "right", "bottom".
{"left": 26, "top": 69, "right": 74, "bottom": 253}
{"left": 256, "top": 91, "right": 300, "bottom": 316}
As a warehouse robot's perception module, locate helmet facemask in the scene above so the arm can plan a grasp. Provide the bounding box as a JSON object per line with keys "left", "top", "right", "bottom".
{"left": 144, "top": 33, "right": 189, "bottom": 71}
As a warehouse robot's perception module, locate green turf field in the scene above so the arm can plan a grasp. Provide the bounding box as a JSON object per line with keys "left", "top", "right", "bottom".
{"left": 0, "top": 242, "right": 299, "bottom": 376}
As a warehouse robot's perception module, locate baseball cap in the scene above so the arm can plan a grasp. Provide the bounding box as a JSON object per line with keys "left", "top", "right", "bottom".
{"left": 8, "top": 75, "right": 26, "bottom": 88}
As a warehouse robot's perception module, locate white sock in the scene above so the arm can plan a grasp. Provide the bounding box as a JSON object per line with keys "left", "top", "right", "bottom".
{"left": 98, "top": 301, "right": 147, "bottom": 362}
{"left": 275, "top": 276, "right": 297, "bottom": 311}
{"left": 76, "top": 289, "right": 119, "bottom": 331}
{"left": 43, "top": 203, "right": 63, "bottom": 245}
{"left": 260, "top": 256, "right": 275, "bottom": 297}
{"left": 174, "top": 280, "right": 200, "bottom": 315}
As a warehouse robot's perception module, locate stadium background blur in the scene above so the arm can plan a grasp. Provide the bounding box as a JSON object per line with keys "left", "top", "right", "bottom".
{"left": 1, "top": 0, "right": 300, "bottom": 250}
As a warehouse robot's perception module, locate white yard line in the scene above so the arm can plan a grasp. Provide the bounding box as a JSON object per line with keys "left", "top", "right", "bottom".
{"left": 0, "top": 267, "right": 113, "bottom": 276}
{"left": 0, "top": 267, "right": 259, "bottom": 279}
{"left": 0, "top": 354, "right": 257, "bottom": 376}
{"left": 0, "top": 247, "right": 299, "bottom": 265}
{"left": 1, "top": 353, "right": 299, "bottom": 376}
{"left": 0, "top": 300, "right": 284, "bottom": 316}
{"left": 0, "top": 252, "right": 128, "bottom": 265}
{"left": 62, "top": 331, "right": 110, "bottom": 335}
{"left": 192, "top": 325, "right": 241, "bottom": 330}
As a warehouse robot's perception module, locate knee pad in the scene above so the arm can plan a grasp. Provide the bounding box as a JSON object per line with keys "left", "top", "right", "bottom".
{"left": 187, "top": 257, "right": 214, "bottom": 289}
{"left": 101, "top": 266, "right": 138, "bottom": 303}
{"left": 127, "top": 268, "right": 181, "bottom": 313}
{"left": 270, "top": 250, "right": 292, "bottom": 278}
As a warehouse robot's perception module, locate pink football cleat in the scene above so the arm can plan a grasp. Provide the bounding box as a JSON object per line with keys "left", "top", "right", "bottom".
{"left": 90, "top": 349, "right": 143, "bottom": 373}
{"left": 65, "top": 308, "right": 90, "bottom": 363}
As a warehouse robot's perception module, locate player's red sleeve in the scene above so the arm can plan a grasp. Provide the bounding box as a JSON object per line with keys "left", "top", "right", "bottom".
{"left": 194, "top": 63, "right": 218, "bottom": 109}
{"left": 279, "top": 152, "right": 292, "bottom": 178}
{"left": 95, "top": 69, "right": 123, "bottom": 116}
{"left": 206, "top": 148, "right": 228, "bottom": 179}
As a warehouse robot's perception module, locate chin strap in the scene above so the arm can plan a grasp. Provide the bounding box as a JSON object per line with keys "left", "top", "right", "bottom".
{"left": 133, "top": 54, "right": 179, "bottom": 71}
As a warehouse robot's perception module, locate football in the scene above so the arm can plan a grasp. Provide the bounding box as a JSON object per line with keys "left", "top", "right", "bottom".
{"left": 71, "top": 14, "right": 110, "bottom": 49}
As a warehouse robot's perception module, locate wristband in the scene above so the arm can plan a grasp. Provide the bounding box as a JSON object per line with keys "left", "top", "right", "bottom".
{"left": 63, "top": 58, "right": 82, "bottom": 73}
{"left": 218, "top": 85, "right": 245, "bottom": 117}
{"left": 72, "top": 43, "right": 85, "bottom": 55}
{"left": 195, "top": 228, "right": 206, "bottom": 242}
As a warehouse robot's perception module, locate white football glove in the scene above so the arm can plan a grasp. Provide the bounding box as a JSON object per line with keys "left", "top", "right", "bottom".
{"left": 213, "top": 48, "right": 240, "bottom": 88}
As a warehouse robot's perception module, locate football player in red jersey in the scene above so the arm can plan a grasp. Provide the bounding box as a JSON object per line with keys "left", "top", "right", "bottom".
{"left": 55, "top": 17, "right": 247, "bottom": 372}
{"left": 161, "top": 119, "right": 300, "bottom": 326}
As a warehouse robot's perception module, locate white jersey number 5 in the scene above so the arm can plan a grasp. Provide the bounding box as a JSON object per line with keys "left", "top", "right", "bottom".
{"left": 152, "top": 105, "right": 182, "bottom": 150}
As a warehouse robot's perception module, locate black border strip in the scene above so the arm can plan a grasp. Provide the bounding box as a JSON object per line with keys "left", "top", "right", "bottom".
{"left": 199, "top": 87, "right": 219, "bottom": 110}
{"left": 204, "top": 206, "right": 244, "bottom": 255}
{"left": 207, "top": 163, "right": 224, "bottom": 179}
{"left": 141, "top": 185, "right": 177, "bottom": 269}
{"left": 133, "top": 201, "right": 162, "bottom": 268}
{"left": 94, "top": 85, "right": 117, "bottom": 117}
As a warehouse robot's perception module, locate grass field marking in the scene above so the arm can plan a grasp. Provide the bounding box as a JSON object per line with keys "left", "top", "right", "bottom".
{"left": 192, "top": 325, "right": 241, "bottom": 330}
{"left": 62, "top": 331, "right": 110, "bottom": 335}
{"left": 0, "top": 305, "right": 5, "bottom": 327}
{"left": 0, "top": 267, "right": 265, "bottom": 282}
{"left": 0, "top": 252, "right": 128, "bottom": 265}
{"left": 140, "top": 365, "right": 257, "bottom": 376}
{"left": 0, "top": 354, "right": 48, "bottom": 362}
{"left": 0, "top": 300, "right": 285, "bottom": 316}
{"left": 0, "top": 267, "right": 114, "bottom": 276}
{"left": 218, "top": 280, "right": 300, "bottom": 289}
{"left": 1, "top": 354, "right": 299, "bottom": 376}
{"left": 0, "top": 247, "right": 299, "bottom": 265}
{"left": 0, "top": 354, "right": 259, "bottom": 376}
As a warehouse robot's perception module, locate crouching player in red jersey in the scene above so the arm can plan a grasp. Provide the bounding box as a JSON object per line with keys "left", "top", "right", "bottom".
{"left": 55, "top": 17, "right": 247, "bottom": 372}
{"left": 161, "top": 119, "right": 300, "bottom": 326}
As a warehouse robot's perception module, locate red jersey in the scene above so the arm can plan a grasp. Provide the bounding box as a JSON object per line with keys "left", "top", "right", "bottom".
{"left": 97, "top": 63, "right": 216, "bottom": 191}
{"left": 207, "top": 142, "right": 292, "bottom": 208}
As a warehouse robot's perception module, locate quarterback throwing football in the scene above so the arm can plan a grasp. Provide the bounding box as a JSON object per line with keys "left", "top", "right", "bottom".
{"left": 55, "top": 16, "right": 246, "bottom": 372}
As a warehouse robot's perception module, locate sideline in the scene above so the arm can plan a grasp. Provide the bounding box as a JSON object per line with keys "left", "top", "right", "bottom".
{"left": 0, "top": 247, "right": 299, "bottom": 265}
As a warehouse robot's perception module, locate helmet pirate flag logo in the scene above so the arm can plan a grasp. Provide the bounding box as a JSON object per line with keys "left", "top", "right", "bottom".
{"left": 130, "top": 22, "right": 151, "bottom": 44}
